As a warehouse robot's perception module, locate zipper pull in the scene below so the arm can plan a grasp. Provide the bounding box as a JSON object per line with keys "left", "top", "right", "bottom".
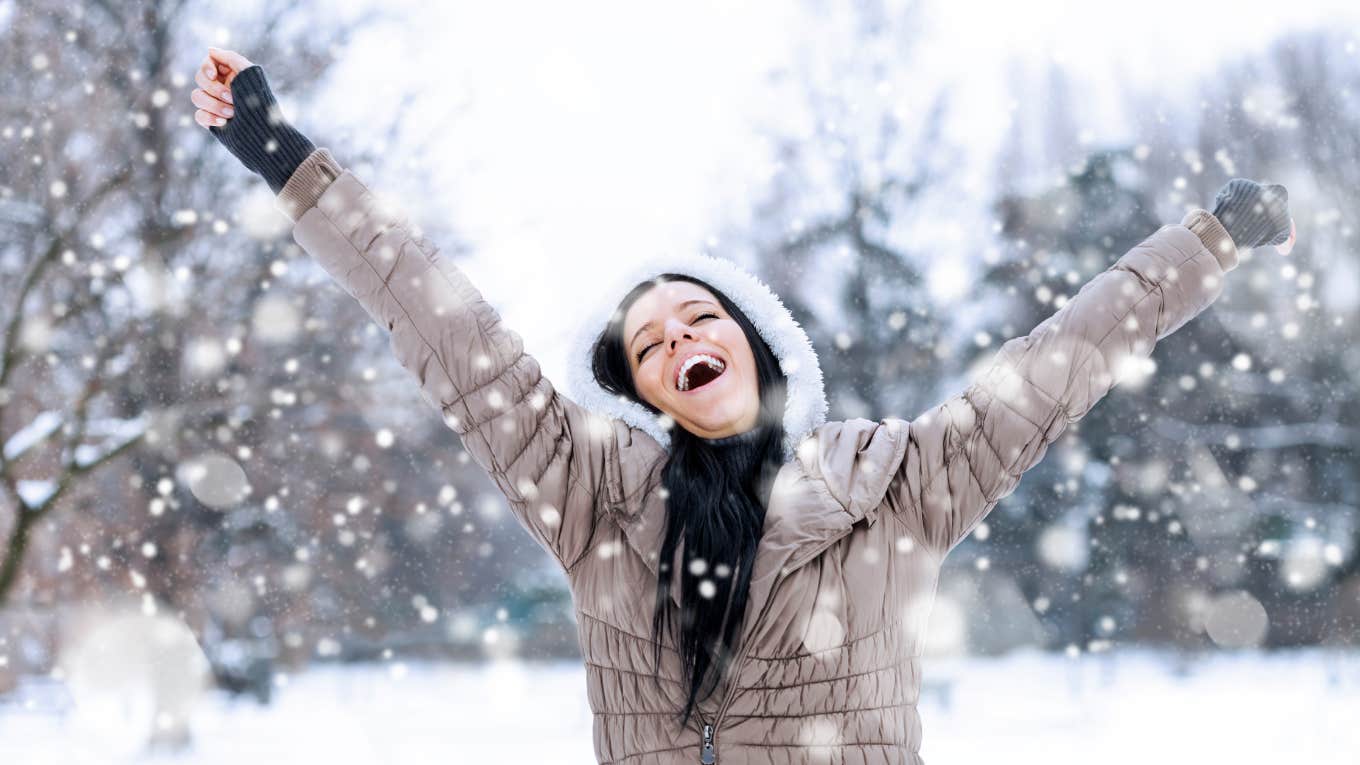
{"left": 700, "top": 723, "right": 715, "bottom": 764}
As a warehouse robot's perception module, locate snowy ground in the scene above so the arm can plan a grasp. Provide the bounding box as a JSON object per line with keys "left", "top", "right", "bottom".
{"left": 1, "top": 647, "right": 1357, "bottom": 764}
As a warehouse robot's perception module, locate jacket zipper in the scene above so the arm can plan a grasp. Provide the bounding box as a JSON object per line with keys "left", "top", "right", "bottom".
{"left": 693, "top": 534, "right": 847, "bottom": 763}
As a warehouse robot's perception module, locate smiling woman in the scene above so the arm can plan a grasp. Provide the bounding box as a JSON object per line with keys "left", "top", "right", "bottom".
{"left": 622, "top": 281, "right": 761, "bottom": 439}
{"left": 588, "top": 270, "right": 795, "bottom": 735}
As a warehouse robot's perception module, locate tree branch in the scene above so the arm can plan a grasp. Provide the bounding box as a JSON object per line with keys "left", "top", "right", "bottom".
{"left": 1150, "top": 414, "right": 1360, "bottom": 450}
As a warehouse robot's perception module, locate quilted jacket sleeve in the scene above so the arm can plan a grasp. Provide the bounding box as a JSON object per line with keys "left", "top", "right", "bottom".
{"left": 884, "top": 209, "right": 1240, "bottom": 561}
{"left": 271, "top": 148, "right": 642, "bottom": 574}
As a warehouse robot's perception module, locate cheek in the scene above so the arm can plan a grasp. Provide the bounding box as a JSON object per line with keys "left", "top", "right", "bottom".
{"left": 635, "top": 359, "right": 666, "bottom": 399}
{"left": 721, "top": 329, "right": 757, "bottom": 372}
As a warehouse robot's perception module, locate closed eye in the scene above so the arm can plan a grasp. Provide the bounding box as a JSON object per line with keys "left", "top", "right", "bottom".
{"left": 634, "top": 313, "right": 719, "bottom": 363}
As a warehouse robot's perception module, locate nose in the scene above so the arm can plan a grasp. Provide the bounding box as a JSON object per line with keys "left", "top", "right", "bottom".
{"left": 663, "top": 317, "right": 696, "bottom": 353}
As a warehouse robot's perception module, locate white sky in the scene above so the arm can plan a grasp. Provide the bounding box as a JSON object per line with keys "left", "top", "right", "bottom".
{"left": 300, "top": 0, "right": 1358, "bottom": 387}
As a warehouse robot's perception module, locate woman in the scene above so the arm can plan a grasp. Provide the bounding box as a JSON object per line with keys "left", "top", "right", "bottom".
{"left": 192, "top": 47, "right": 1296, "bottom": 764}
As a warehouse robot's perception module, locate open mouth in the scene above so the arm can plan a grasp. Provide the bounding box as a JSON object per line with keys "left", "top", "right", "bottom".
{"left": 676, "top": 353, "right": 727, "bottom": 392}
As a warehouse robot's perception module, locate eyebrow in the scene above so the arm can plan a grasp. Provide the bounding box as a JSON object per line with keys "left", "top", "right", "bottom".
{"left": 629, "top": 299, "right": 718, "bottom": 352}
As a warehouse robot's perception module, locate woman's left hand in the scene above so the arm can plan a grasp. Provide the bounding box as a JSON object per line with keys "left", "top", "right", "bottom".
{"left": 191, "top": 47, "right": 253, "bottom": 129}
{"left": 1275, "top": 217, "right": 1297, "bottom": 256}
{"left": 191, "top": 48, "right": 318, "bottom": 195}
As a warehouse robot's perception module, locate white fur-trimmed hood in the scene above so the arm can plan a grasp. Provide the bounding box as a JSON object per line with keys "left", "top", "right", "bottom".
{"left": 563, "top": 253, "right": 827, "bottom": 463}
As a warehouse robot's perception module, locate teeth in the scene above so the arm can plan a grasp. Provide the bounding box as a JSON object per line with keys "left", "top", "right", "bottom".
{"left": 677, "top": 353, "right": 726, "bottom": 391}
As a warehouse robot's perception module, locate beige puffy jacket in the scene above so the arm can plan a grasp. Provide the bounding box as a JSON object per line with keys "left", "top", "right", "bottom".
{"left": 274, "top": 147, "right": 1240, "bottom": 764}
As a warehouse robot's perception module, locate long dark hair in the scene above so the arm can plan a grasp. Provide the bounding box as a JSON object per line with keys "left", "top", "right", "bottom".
{"left": 589, "top": 273, "right": 788, "bottom": 729}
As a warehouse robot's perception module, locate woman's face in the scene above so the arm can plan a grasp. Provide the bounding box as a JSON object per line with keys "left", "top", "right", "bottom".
{"left": 622, "top": 280, "right": 761, "bottom": 440}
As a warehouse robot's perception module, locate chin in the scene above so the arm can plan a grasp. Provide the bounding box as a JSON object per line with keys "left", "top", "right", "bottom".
{"left": 682, "top": 408, "right": 754, "bottom": 437}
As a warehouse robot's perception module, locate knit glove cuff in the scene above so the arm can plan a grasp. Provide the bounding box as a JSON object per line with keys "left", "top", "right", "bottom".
{"left": 1210, "top": 178, "right": 1292, "bottom": 250}
{"left": 209, "top": 65, "right": 316, "bottom": 194}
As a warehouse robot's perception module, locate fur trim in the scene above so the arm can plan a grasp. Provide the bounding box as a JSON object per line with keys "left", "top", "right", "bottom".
{"left": 564, "top": 252, "right": 828, "bottom": 463}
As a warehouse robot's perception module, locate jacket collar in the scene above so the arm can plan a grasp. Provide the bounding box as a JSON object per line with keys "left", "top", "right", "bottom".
{"left": 617, "top": 418, "right": 909, "bottom": 614}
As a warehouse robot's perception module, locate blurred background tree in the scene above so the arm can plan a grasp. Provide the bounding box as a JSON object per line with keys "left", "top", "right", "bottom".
{"left": 0, "top": 0, "right": 587, "bottom": 709}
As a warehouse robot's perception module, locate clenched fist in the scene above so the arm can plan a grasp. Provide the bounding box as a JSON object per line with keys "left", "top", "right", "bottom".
{"left": 1211, "top": 178, "right": 1297, "bottom": 256}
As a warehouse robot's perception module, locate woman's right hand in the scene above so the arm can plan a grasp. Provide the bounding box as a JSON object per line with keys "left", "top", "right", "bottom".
{"left": 191, "top": 47, "right": 253, "bottom": 129}
{"left": 1275, "top": 216, "right": 1296, "bottom": 256}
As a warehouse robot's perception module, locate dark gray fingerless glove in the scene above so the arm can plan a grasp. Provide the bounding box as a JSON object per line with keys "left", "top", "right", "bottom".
{"left": 208, "top": 65, "right": 316, "bottom": 194}
{"left": 1210, "top": 178, "right": 1292, "bottom": 250}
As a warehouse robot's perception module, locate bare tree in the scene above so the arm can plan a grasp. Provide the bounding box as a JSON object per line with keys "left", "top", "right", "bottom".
{"left": 0, "top": 0, "right": 392, "bottom": 609}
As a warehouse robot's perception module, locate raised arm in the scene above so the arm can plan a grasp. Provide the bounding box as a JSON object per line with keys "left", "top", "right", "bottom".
{"left": 885, "top": 191, "right": 1293, "bottom": 561}
{"left": 192, "top": 50, "right": 662, "bottom": 574}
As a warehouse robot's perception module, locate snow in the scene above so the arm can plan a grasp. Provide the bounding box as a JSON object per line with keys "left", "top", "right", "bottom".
{"left": 1, "top": 648, "right": 1356, "bottom": 763}
{"left": 15, "top": 479, "right": 56, "bottom": 508}
{"left": 3, "top": 410, "right": 62, "bottom": 461}
{"left": 71, "top": 416, "right": 148, "bottom": 469}
{"left": 2, "top": 2, "right": 1355, "bottom": 763}
{"left": 3, "top": 415, "right": 147, "bottom": 508}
